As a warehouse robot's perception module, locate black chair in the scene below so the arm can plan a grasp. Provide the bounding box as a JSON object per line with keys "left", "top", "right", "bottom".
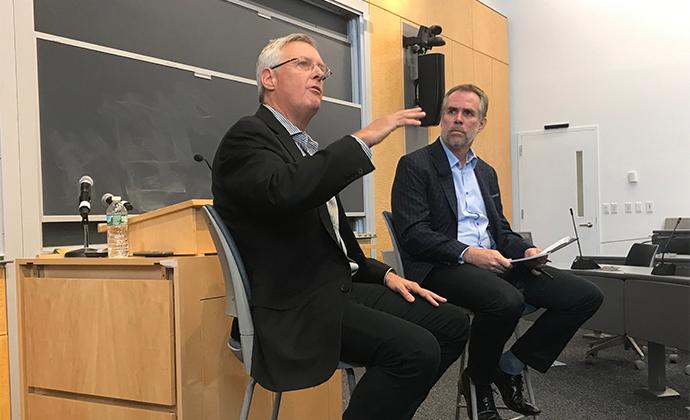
{"left": 624, "top": 243, "right": 659, "bottom": 267}
{"left": 586, "top": 243, "right": 659, "bottom": 366}
{"left": 202, "top": 205, "right": 358, "bottom": 419}
{"left": 381, "top": 211, "right": 539, "bottom": 420}
{"left": 382, "top": 211, "right": 405, "bottom": 276}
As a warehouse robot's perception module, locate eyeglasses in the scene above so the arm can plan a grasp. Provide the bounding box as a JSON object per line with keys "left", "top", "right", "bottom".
{"left": 270, "top": 56, "right": 333, "bottom": 81}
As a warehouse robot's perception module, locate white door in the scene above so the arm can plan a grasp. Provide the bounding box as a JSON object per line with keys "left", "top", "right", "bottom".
{"left": 517, "top": 126, "right": 600, "bottom": 266}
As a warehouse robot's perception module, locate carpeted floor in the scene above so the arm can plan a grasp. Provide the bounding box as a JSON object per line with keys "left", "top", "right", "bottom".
{"left": 344, "top": 321, "right": 690, "bottom": 419}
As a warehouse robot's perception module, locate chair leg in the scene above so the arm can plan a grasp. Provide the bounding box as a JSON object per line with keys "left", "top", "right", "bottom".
{"left": 455, "top": 372, "right": 464, "bottom": 420}
{"left": 469, "top": 379, "right": 478, "bottom": 420}
{"left": 345, "top": 368, "right": 357, "bottom": 396}
{"left": 271, "top": 391, "right": 282, "bottom": 420}
{"left": 586, "top": 335, "right": 625, "bottom": 357}
{"left": 522, "top": 366, "right": 538, "bottom": 420}
{"left": 624, "top": 336, "right": 645, "bottom": 359}
{"left": 456, "top": 339, "right": 471, "bottom": 420}
{"left": 240, "top": 377, "right": 257, "bottom": 420}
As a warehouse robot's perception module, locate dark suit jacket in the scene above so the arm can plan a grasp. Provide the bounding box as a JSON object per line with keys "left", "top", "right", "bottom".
{"left": 391, "top": 139, "right": 532, "bottom": 283}
{"left": 212, "top": 106, "right": 390, "bottom": 391}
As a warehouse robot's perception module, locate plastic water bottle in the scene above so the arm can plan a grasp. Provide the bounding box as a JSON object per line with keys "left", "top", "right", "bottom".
{"left": 106, "top": 196, "right": 129, "bottom": 258}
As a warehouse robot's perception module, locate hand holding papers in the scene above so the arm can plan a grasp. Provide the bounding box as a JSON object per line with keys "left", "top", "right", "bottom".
{"left": 509, "top": 236, "right": 577, "bottom": 263}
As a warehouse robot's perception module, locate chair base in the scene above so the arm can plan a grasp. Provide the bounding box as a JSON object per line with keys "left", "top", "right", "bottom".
{"left": 634, "top": 386, "right": 680, "bottom": 398}
{"left": 586, "top": 334, "right": 645, "bottom": 359}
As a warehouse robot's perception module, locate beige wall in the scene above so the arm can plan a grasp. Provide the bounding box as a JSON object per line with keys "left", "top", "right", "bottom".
{"left": 367, "top": 0, "right": 511, "bottom": 257}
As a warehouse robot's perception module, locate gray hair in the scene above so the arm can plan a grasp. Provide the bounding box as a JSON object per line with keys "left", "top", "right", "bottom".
{"left": 256, "top": 33, "right": 318, "bottom": 102}
{"left": 441, "top": 84, "right": 489, "bottom": 120}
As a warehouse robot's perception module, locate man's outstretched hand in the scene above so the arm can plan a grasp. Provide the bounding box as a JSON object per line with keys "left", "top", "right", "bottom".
{"left": 354, "top": 107, "right": 426, "bottom": 147}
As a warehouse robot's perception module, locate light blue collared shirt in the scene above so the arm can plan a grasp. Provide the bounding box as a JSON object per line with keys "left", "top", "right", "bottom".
{"left": 439, "top": 139, "right": 495, "bottom": 263}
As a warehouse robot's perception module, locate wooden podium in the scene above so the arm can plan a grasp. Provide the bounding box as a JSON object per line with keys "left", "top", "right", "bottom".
{"left": 19, "top": 200, "right": 342, "bottom": 420}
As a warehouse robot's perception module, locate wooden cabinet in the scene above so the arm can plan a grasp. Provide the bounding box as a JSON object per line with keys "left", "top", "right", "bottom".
{"left": 0, "top": 263, "right": 10, "bottom": 420}
{"left": 18, "top": 257, "right": 341, "bottom": 420}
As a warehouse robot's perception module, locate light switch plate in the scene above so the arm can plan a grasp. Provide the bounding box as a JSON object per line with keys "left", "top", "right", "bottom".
{"left": 610, "top": 202, "right": 618, "bottom": 214}
{"left": 602, "top": 203, "right": 610, "bottom": 215}
{"left": 624, "top": 202, "right": 632, "bottom": 213}
{"left": 645, "top": 201, "right": 654, "bottom": 213}
{"left": 635, "top": 201, "right": 643, "bottom": 213}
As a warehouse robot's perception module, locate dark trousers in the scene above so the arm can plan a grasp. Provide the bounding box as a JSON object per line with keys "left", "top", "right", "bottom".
{"left": 424, "top": 264, "right": 603, "bottom": 384}
{"left": 340, "top": 283, "right": 470, "bottom": 420}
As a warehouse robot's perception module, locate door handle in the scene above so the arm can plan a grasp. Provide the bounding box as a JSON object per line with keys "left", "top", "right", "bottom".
{"left": 578, "top": 222, "right": 593, "bottom": 228}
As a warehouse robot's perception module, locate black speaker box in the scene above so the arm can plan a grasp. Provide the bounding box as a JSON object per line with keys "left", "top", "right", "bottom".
{"left": 417, "top": 53, "right": 445, "bottom": 126}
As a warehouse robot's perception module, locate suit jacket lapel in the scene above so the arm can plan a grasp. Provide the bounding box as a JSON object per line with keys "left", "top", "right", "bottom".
{"left": 255, "top": 106, "right": 340, "bottom": 245}
{"left": 255, "top": 106, "right": 303, "bottom": 163}
{"left": 429, "top": 139, "right": 458, "bottom": 220}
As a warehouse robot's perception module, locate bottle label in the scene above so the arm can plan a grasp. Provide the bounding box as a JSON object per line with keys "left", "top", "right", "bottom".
{"left": 107, "top": 214, "right": 128, "bottom": 226}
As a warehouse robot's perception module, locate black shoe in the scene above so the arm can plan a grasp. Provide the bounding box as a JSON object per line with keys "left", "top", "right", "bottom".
{"left": 461, "top": 371, "right": 502, "bottom": 420}
{"left": 492, "top": 368, "right": 541, "bottom": 416}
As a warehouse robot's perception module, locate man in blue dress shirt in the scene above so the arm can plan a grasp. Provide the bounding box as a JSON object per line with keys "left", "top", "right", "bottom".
{"left": 391, "top": 84, "right": 603, "bottom": 420}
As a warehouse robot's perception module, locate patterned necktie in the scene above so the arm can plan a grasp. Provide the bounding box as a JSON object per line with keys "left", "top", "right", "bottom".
{"left": 293, "top": 132, "right": 319, "bottom": 156}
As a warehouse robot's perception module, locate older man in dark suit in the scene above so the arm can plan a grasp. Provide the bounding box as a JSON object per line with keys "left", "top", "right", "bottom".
{"left": 391, "top": 84, "right": 603, "bottom": 420}
{"left": 212, "top": 33, "right": 469, "bottom": 420}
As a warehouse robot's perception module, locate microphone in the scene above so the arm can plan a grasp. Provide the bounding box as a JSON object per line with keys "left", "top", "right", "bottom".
{"left": 569, "top": 207, "right": 600, "bottom": 270}
{"left": 66, "top": 175, "right": 108, "bottom": 258}
{"left": 78, "top": 175, "right": 93, "bottom": 219}
{"left": 194, "top": 154, "right": 212, "bottom": 172}
{"left": 102, "top": 193, "right": 133, "bottom": 211}
{"left": 651, "top": 217, "right": 682, "bottom": 276}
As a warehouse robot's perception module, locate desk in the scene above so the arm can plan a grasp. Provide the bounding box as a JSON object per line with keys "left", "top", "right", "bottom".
{"left": 17, "top": 257, "right": 342, "bottom": 420}
{"left": 582, "top": 255, "right": 690, "bottom": 277}
{"left": 567, "top": 265, "right": 689, "bottom": 398}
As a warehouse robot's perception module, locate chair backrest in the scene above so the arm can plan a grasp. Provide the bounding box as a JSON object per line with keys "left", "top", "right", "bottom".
{"left": 624, "top": 243, "right": 659, "bottom": 267}
{"left": 202, "top": 205, "right": 254, "bottom": 374}
{"left": 382, "top": 211, "right": 405, "bottom": 277}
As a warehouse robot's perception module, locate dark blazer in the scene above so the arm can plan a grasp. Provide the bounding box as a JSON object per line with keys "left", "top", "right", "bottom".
{"left": 212, "top": 106, "right": 390, "bottom": 392}
{"left": 391, "top": 139, "right": 532, "bottom": 283}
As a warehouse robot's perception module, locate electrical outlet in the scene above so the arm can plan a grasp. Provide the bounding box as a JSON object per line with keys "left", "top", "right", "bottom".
{"left": 624, "top": 202, "right": 632, "bottom": 213}
{"left": 601, "top": 203, "right": 610, "bottom": 215}
{"left": 635, "top": 201, "right": 643, "bottom": 213}
{"left": 610, "top": 202, "right": 618, "bottom": 214}
{"left": 645, "top": 201, "right": 654, "bottom": 213}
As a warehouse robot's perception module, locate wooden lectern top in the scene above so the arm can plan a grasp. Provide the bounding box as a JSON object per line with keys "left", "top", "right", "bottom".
{"left": 99, "top": 199, "right": 215, "bottom": 256}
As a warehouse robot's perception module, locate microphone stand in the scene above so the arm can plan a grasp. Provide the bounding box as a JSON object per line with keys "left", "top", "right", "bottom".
{"left": 65, "top": 214, "right": 107, "bottom": 257}
{"left": 651, "top": 217, "right": 682, "bottom": 275}
{"left": 569, "top": 208, "right": 600, "bottom": 270}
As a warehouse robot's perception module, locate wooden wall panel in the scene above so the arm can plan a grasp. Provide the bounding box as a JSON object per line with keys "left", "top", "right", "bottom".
{"left": 472, "top": 1, "right": 508, "bottom": 63}
{"left": 370, "top": 5, "right": 404, "bottom": 256}
{"left": 427, "top": 0, "right": 473, "bottom": 47}
{"left": 452, "top": 41, "right": 475, "bottom": 84}
{"left": 368, "top": 0, "right": 511, "bottom": 255}
{"left": 368, "top": 0, "right": 427, "bottom": 25}
{"left": 491, "top": 60, "right": 512, "bottom": 222}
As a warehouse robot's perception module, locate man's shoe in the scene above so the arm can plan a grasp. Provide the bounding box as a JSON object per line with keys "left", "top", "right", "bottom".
{"left": 460, "top": 371, "right": 502, "bottom": 420}
{"left": 492, "top": 368, "right": 541, "bottom": 416}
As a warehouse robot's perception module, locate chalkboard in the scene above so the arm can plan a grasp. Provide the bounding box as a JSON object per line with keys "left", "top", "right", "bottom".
{"left": 37, "top": 39, "right": 364, "bottom": 215}
{"left": 34, "top": 0, "right": 353, "bottom": 102}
